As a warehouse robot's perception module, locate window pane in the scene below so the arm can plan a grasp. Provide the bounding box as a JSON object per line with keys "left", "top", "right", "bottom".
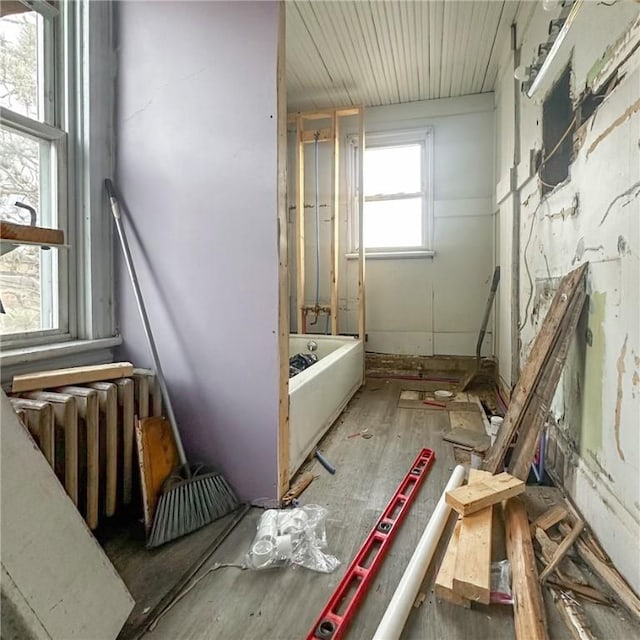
{"left": 364, "top": 198, "right": 422, "bottom": 248}
{"left": 0, "top": 10, "right": 42, "bottom": 120}
{"left": 364, "top": 144, "right": 421, "bottom": 196}
{"left": 0, "top": 127, "right": 58, "bottom": 335}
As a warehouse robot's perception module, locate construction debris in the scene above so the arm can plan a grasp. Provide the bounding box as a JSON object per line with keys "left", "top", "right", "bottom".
{"left": 281, "top": 471, "right": 315, "bottom": 506}
{"left": 452, "top": 469, "right": 493, "bottom": 604}
{"left": 445, "top": 472, "right": 525, "bottom": 516}
{"left": 434, "top": 517, "right": 471, "bottom": 608}
{"left": 504, "top": 497, "right": 549, "bottom": 640}
{"left": 550, "top": 587, "right": 596, "bottom": 640}
{"left": 483, "top": 263, "right": 588, "bottom": 477}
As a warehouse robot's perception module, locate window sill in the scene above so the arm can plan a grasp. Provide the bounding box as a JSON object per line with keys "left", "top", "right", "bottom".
{"left": 1, "top": 336, "right": 122, "bottom": 370}
{"left": 345, "top": 250, "right": 435, "bottom": 260}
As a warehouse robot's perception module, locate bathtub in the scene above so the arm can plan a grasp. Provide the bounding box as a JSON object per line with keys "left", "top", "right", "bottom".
{"left": 288, "top": 335, "right": 364, "bottom": 479}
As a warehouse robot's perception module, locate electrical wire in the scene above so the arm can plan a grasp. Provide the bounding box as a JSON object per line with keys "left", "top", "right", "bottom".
{"left": 148, "top": 563, "right": 247, "bottom": 631}
{"left": 538, "top": 115, "right": 577, "bottom": 176}
{"left": 518, "top": 113, "right": 580, "bottom": 332}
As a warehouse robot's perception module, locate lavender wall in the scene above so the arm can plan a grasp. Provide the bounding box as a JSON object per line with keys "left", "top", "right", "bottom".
{"left": 114, "top": 1, "right": 280, "bottom": 501}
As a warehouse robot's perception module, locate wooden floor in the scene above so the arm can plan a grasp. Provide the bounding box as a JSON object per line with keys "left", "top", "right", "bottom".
{"left": 140, "top": 378, "right": 639, "bottom": 640}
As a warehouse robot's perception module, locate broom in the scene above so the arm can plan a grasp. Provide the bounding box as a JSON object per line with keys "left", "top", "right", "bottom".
{"left": 106, "top": 179, "right": 239, "bottom": 548}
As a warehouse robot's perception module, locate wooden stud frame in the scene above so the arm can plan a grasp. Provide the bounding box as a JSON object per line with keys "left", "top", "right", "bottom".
{"left": 290, "top": 106, "right": 364, "bottom": 338}
{"left": 295, "top": 114, "right": 306, "bottom": 335}
{"left": 277, "top": 3, "right": 290, "bottom": 499}
{"left": 331, "top": 110, "right": 340, "bottom": 336}
{"left": 357, "top": 112, "right": 365, "bottom": 342}
{"left": 280, "top": 103, "right": 365, "bottom": 497}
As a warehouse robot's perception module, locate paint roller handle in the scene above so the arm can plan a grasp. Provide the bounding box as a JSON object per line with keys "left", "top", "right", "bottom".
{"left": 315, "top": 450, "right": 336, "bottom": 475}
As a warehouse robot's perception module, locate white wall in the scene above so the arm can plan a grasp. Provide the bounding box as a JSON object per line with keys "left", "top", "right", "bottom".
{"left": 290, "top": 94, "right": 496, "bottom": 357}
{"left": 494, "top": 3, "right": 640, "bottom": 591}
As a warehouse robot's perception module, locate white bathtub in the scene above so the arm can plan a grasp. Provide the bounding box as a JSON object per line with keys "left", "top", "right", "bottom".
{"left": 288, "top": 335, "right": 364, "bottom": 479}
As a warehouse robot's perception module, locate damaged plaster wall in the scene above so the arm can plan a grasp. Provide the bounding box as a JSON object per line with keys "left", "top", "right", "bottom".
{"left": 114, "top": 1, "right": 281, "bottom": 501}
{"left": 495, "top": 4, "right": 640, "bottom": 591}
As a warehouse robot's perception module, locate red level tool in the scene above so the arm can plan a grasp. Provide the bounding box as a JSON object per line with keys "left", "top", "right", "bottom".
{"left": 306, "top": 447, "right": 436, "bottom": 640}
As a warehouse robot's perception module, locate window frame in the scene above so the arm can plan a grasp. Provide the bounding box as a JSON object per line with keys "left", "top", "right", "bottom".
{"left": 0, "top": 0, "right": 115, "bottom": 355}
{"left": 1, "top": 1, "right": 71, "bottom": 347}
{"left": 347, "top": 127, "right": 434, "bottom": 257}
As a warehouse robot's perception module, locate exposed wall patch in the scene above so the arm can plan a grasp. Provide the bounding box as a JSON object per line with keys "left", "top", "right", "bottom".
{"left": 586, "top": 96, "right": 640, "bottom": 157}
{"left": 614, "top": 333, "right": 628, "bottom": 461}
{"left": 581, "top": 292, "right": 606, "bottom": 459}
{"left": 617, "top": 235, "right": 628, "bottom": 255}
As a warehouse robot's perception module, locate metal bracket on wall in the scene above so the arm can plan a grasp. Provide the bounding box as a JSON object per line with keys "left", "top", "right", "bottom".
{"left": 306, "top": 448, "right": 436, "bottom": 640}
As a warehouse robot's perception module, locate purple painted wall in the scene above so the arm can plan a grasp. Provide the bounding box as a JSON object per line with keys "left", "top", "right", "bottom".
{"left": 114, "top": 1, "right": 280, "bottom": 501}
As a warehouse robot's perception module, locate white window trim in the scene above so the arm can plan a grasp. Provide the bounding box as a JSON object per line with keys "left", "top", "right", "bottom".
{"left": 1, "top": 0, "right": 116, "bottom": 368}
{"left": 347, "top": 127, "right": 434, "bottom": 257}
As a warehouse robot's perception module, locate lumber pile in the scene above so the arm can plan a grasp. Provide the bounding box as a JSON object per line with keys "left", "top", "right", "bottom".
{"left": 529, "top": 499, "right": 640, "bottom": 637}
{"left": 436, "top": 469, "right": 525, "bottom": 608}
{"left": 482, "top": 263, "right": 588, "bottom": 478}
{"left": 436, "top": 486, "right": 640, "bottom": 640}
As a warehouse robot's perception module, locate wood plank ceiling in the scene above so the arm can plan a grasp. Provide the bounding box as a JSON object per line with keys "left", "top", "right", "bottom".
{"left": 286, "top": 0, "right": 524, "bottom": 112}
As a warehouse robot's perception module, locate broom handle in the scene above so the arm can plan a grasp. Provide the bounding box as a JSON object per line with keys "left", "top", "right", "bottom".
{"left": 105, "top": 179, "right": 189, "bottom": 471}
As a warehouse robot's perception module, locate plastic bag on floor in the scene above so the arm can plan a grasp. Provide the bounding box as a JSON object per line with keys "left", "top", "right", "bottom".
{"left": 490, "top": 559, "right": 513, "bottom": 605}
{"left": 246, "top": 505, "right": 340, "bottom": 573}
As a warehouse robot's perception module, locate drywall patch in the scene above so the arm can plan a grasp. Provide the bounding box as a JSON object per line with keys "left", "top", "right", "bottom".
{"left": 614, "top": 333, "right": 628, "bottom": 461}
{"left": 581, "top": 292, "right": 606, "bottom": 460}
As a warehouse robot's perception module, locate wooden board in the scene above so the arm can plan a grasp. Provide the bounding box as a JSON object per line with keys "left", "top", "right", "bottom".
{"left": 530, "top": 504, "right": 568, "bottom": 534}
{"left": 483, "top": 263, "right": 588, "bottom": 473}
{"left": 446, "top": 472, "right": 525, "bottom": 516}
{"left": 535, "top": 527, "right": 588, "bottom": 585}
{"left": 136, "top": 417, "right": 179, "bottom": 533}
{"left": 508, "top": 284, "right": 586, "bottom": 479}
{"left": 0, "top": 220, "right": 64, "bottom": 246}
{"left": 12, "top": 362, "right": 134, "bottom": 393}
{"left": 282, "top": 471, "right": 314, "bottom": 506}
{"left": 550, "top": 587, "right": 596, "bottom": 640}
{"left": 443, "top": 428, "right": 490, "bottom": 452}
{"left": 504, "top": 497, "right": 549, "bottom": 640}
{"left": 559, "top": 522, "right": 640, "bottom": 621}
{"left": 434, "top": 518, "right": 471, "bottom": 608}
{"left": 449, "top": 409, "right": 486, "bottom": 434}
{"left": 539, "top": 518, "right": 584, "bottom": 582}
{"left": 452, "top": 469, "right": 493, "bottom": 604}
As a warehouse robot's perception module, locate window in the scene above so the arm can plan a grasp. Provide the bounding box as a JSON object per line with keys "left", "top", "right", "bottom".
{"left": 1, "top": 1, "right": 68, "bottom": 341}
{"left": 349, "top": 129, "right": 433, "bottom": 255}
{"left": 0, "top": 1, "right": 115, "bottom": 356}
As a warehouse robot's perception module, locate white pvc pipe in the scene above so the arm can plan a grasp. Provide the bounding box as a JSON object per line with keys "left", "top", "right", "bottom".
{"left": 372, "top": 464, "right": 466, "bottom": 640}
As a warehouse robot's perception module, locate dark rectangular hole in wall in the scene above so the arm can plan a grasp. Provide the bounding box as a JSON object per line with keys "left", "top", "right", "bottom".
{"left": 541, "top": 65, "right": 573, "bottom": 195}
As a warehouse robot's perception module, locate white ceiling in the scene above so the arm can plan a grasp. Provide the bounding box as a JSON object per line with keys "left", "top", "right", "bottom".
{"left": 286, "top": 0, "right": 526, "bottom": 112}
